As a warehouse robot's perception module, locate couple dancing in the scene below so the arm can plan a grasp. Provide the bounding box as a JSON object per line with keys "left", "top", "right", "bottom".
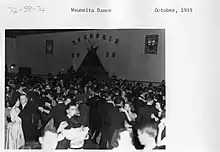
{"left": 5, "top": 93, "right": 38, "bottom": 149}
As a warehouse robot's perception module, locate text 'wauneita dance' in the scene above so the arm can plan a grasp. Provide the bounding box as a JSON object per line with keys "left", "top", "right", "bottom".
{"left": 71, "top": 8, "right": 111, "bottom": 13}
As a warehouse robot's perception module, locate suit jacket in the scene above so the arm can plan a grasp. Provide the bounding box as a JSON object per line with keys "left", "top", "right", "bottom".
{"left": 78, "top": 103, "right": 90, "bottom": 127}
{"left": 137, "top": 104, "right": 157, "bottom": 124}
{"left": 101, "top": 104, "right": 126, "bottom": 143}
{"left": 87, "top": 96, "right": 101, "bottom": 128}
{"left": 27, "top": 91, "right": 41, "bottom": 106}
{"left": 49, "top": 103, "right": 66, "bottom": 129}
{"left": 18, "top": 101, "right": 38, "bottom": 142}
{"left": 132, "top": 98, "right": 145, "bottom": 114}
{"left": 106, "top": 105, "right": 126, "bottom": 129}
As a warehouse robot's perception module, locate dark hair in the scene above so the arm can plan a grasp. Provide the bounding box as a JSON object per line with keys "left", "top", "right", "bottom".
{"left": 114, "top": 96, "right": 123, "bottom": 105}
{"left": 56, "top": 95, "right": 64, "bottom": 101}
{"left": 147, "top": 92, "right": 154, "bottom": 100}
{"left": 103, "top": 91, "right": 112, "bottom": 98}
{"left": 66, "top": 102, "right": 77, "bottom": 110}
{"left": 94, "top": 87, "right": 101, "bottom": 94}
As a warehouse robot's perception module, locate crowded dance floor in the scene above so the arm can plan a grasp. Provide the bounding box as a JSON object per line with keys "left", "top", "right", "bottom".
{"left": 5, "top": 29, "right": 166, "bottom": 151}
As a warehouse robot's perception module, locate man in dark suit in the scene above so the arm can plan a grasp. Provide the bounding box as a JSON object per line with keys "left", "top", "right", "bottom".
{"left": 136, "top": 92, "right": 157, "bottom": 124}
{"left": 27, "top": 86, "right": 42, "bottom": 107}
{"left": 18, "top": 94, "right": 38, "bottom": 142}
{"left": 105, "top": 96, "right": 126, "bottom": 144}
{"left": 99, "top": 93, "right": 126, "bottom": 149}
{"left": 48, "top": 95, "right": 66, "bottom": 129}
{"left": 98, "top": 91, "right": 114, "bottom": 149}
{"left": 86, "top": 87, "right": 102, "bottom": 143}
{"left": 78, "top": 99, "right": 90, "bottom": 127}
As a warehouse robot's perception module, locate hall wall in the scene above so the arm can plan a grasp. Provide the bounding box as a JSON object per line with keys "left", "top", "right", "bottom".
{"left": 7, "top": 29, "right": 165, "bottom": 82}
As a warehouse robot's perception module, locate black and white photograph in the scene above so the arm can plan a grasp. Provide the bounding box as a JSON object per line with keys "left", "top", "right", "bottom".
{"left": 5, "top": 29, "right": 165, "bottom": 151}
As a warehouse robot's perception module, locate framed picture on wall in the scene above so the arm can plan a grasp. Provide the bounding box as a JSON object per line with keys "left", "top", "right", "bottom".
{"left": 144, "top": 35, "right": 159, "bottom": 54}
{"left": 45, "top": 40, "right": 54, "bottom": 55}
{"left": 112, "top": 52, "right": 116, "bottom": 58}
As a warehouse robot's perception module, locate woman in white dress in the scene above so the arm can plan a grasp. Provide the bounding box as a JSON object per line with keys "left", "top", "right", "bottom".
{"left": 5, "top": 100, "right": 25, "bottom": 149}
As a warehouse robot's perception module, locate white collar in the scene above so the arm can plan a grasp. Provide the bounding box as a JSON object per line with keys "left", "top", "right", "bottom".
{"left": 22, "top": 102, "right": 27, "bottom": 109}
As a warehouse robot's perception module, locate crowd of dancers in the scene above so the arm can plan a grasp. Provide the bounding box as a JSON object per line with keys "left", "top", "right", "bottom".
{"left": 5, "top": 67, "right": 166, "bottom": 151}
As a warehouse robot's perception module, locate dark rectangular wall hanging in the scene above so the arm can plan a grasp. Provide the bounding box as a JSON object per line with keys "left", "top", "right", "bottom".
{"left": 144, "top": 35, "right": 159, "bottom": 54}
{"left": 46, "top": 40, "right": 54, "bottom": 54}
{"left": 112, "top": 52, "right": 116, "bottom": 58}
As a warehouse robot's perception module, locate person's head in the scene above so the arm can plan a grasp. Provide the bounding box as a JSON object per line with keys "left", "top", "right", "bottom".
{"left": 56, "top": 95, "right": 64, "bottom": 103}
{"left": 110, "top": 128, "right": 133, "bottom": 149}
{"left": 19, "top": 94, "right": 28, "bottom": 106}
{"left": 60, "top": 79, "right": 64, "bottom": 84}
{"left": 45, "top": 85, "right": 51, "bottom": 90}
{"left": 155, "top": 102, "right": 161, "bottom": 110}
{"left": 56, "top": 86, "right": 61, "bottom": 93}
{"left": 121, "top": 90, "right": 126, "bottom": 97}
{"left": 124, "top": 102, "right": 134, "bottom": 112}
{"left": 104, "top": 91, "right": 112, "bottom": 101}
{"left": 94, "top": 87, "right": 101, "bottom": 96}
{"left": 137, "top": 122, "right": 157, "bottom": 147}
{"left": 114, "top": 96, "right": 123, "bottom": 107}
{"left": 63, "top": 89, "right": 69, "bottom": 96}
{"left": 6, "top": 86, "right": 10, "bottom": 92}
{"left": 64, "top": 97, "right": 72, "bottom": 105}
{"left": 146, "top": 92, "right": 154, "bottom": 104}
{"left": 39, "top": 126, "right": 58, "bottom": 151}
{"left": 66, "top": 102, "right": 79, "bottom": 117}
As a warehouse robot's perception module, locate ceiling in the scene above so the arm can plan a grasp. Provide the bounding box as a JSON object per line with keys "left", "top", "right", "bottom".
{"left": 5, "top": 29, "right": 96, "bottom": 38}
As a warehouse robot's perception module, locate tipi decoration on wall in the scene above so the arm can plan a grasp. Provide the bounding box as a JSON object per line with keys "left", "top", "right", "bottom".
{"left": 145, "top": 35, "right": 159, "bottom": 54}
{"left": 77, "top": 39, "right": 108, "bottom": 78}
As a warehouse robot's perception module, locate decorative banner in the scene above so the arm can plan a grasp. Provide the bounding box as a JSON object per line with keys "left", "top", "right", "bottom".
{"left": 109, "top": 36, "right": 112, "bottom": 41}
{"left": 72, "top": 40, "right": 77, "bottom": 46}
{"left": 102, "top": 34, "right": 106, "bottom": 40}
{"left": 96, "top": 33, "right": 100, "bottom": 38}
{"left": 112, "top": 52, "right": 116, "bottom": 58}
{"left": 72, "top": 33, "right": 119, "bottom": 47}
{"left": 115, "top": 39, "right": 119, "bottom": 45}
{"left": 106, "top": 52, "right": 109, "bottom": 57}
{"left": 90, "top": 33, "right": 93, "bottom": 39}
{"left": 72, "top": 53, "right": 74, "bottom": 58}
{"left": 46, "top": 40, "right": 54, "bottom": 54}
{"left": 145, "top": 35, "right": 159, "bottom": 54}
{"left": 78, "top": 37, "right": 81, "bottom": 43}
